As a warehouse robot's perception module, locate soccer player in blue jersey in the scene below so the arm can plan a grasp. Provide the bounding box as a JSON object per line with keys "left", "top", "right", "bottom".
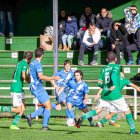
{"left": 65, "top": 70, "right": 93, "bottom": 126}
{"left": 25, "top": 48, "right": 60, "bottom": 130}
{"left": 50, "top": 60, "right": 74, "bottom": 118}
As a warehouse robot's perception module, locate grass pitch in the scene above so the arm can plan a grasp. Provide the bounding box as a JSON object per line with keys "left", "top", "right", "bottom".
{"left": 0, "top": 117, "right": 139, "bottom": 140}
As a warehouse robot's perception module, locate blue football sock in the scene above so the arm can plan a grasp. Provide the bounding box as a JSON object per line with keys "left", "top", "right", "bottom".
{"left": 68, "top": 109, "right": 75, "bottom": 119}
{"left": 66, "top": 109, "right": 71, "bottom": 118}
{"left": 87, "top": 117, "right": 92, "bottom": 123}
{"left": 52, "top": 103, "right": 57, "bottom": 110}
{"left": 43, "top": 109, "right": 51, "bottom": 127}
{"left": 31, "top": 107, "right": 45, "bottom": 118}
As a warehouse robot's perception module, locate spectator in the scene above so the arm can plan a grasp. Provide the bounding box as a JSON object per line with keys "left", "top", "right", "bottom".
{"left": 110, "top": 21, "right": 128, "bottom": 64}
{"left": 126, "top": 27, "right": 140, "bottom": 65}
{"left": 78, "top": 23, "right": 102, "bottom": 65}
{"left": 58, "top": 10, "right": 67, "bottom": 50}
{"left": 0, "top": 0, "right": 15, "bottom": 36}
{"left": 124, "top": 5, "right": 140, "bottom": 42}
{"left": 96, "top": 8, "right": 113, "bottom": 37}
{"left": 62, "top": 15, "right": 78, "bottom": 51}
{"left": 77, "top": 7, "right": 96, "bottom": 45}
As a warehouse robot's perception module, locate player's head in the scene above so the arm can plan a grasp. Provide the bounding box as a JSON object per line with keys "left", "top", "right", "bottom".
{"left": 74, "top": 70, "right": 83, "bottom": 81}
{"left": 64, "top": 60, "right": 71, "bottom": 72}
{"left": 35, "top": 48, "right": 44, "bottom": 58}
{"left": 106, "top": 51, "right": 117, "bottom": 63}
{"left": 23, "top": 51, "right": 33, "bottom": 64}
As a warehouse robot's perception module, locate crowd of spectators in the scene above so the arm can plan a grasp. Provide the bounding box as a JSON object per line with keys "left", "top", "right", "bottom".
{"left": 57, "top": 5, "right": 140, "bottom": 65}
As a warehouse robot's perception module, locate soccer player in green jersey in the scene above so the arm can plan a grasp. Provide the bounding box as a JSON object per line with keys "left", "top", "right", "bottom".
{"left": 76, "top": 51, "right": 138, "bottom": 134}
{"left": 0, "top": 51, "right": 33, "bottom": 129}
{"left": 95, "top": 71, "right": 140, "bottom": 128}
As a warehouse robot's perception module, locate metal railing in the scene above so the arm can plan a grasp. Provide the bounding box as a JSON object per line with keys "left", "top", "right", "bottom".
{"left": 0, "top": 86, "right": 138, "bottom": 120}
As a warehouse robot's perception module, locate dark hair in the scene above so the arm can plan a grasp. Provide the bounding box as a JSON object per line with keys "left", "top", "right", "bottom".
{"left": 74, "top": 70, "right": 83, "bottom": 79}
{"left": 106, "top": 51, "right": 117, "bottom": 63}
{"left": 64, "top": 60, "right": 71, "bottom": 65}
{"left": 23, "top": 51, "right": 33, "bottom": 60}
{"left": 35, "top": 48, "right": 44, "bottom": 58}
{"left": 89, "top": 23, "right": 96, "bottom": 27}
{"left": 131, "top": 5, "right": 137, "bottom": 8}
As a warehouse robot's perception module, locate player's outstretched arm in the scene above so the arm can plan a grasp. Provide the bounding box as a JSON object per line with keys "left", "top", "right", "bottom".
{"left": 130, "top": 83, "right": 140, "bottom": 92}
{"left": 38, "top": 73, "right": 60, "bottom": 81}
{"left": 50, "top": 80, "right": 60, "bottom": 91}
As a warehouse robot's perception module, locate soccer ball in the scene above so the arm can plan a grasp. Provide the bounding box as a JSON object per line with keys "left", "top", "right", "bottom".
{"left": 66, "top": 118, "right": 75, "bottom": 127}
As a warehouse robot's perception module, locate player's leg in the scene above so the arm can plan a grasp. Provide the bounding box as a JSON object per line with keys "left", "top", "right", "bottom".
{"left": 80, "top": 108, "right": 94, "bottom": 126}
{"left": 110, "top": 97, "right": 137, "bottom": 134}
{"left": 66, "top": 102, "right": 75, "bottom": 119}
{"left": 10, "top": 92, "right": 26, "bottom": 129}
{"left": 109, "top": 113, "right": 120, "bottom": 127}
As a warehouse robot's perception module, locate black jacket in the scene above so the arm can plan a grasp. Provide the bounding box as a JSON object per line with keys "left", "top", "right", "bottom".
{"left": 110, "top": 24, "right": 127, "bottom": 44}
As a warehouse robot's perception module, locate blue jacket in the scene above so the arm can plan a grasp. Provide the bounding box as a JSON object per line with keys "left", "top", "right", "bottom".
{"left": 64, "top": 17, "right": 78, "bottom": 35}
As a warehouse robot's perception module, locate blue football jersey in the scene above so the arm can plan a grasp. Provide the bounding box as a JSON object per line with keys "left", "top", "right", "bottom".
{"left": 30, "top": 60, "right": 43, "bottom": 90}
{"left": 67, "top": 79, "right": 89, "bottom": 102}
{"left": 55, "top": 69, "right": 74, "bottom": 89}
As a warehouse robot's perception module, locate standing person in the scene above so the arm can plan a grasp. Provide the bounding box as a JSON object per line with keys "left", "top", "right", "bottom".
{"left": 0, "top": 51, "right": 33, "bottom": 129}
{"left": 25, "top": 48, "right": 60, "bottom": 130}
{"left": 62, "top": 15, "right": 78, "bottom": 51}
{"left": 78, "top": 23, "right": 102, "bottom": 66}
{"left": 0, "top": 0, "right": 15, "bottom": 36}
{"left": 76, "top": 51, "right": 138, "bottom": 135}
{"left": 50, "top": 60, "right": 74, "bottom": 119}
{"left": 65, "top": 70, "right": 94, "bottom": 126}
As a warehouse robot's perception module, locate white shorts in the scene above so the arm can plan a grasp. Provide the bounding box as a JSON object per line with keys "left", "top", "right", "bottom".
{"left": 96, "top": 99, "right": 117, "bottom": 113}
{"left": 109, "top": 97, "right": 129, "bottom": 112}
{"left": 11, "top": 92, "right": 25, "bottom": 107}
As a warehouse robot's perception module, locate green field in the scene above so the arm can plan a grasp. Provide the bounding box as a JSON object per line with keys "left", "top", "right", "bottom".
{"left": 0, "top": 117, "right": 139, "bottom": 140}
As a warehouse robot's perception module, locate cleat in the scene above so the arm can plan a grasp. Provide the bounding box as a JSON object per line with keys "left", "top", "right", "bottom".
{"left": 10, "top": 125, "right": 20, "bottom": 130}
{"left": 96, "top": 122, "right": 104, "bottom": 128}
{"left": 25, "top": 114, "right": 32, "bottom": 127}
{"left": 42, "top": 126, "right": 51, "bottom": 131}
{"left": 75, "top": 117, "right": 83, "bottom": 128}
{"left": 90, "top": 60, "right": 98, "bottom": 65}
{"left": 130, "top": 131, "right": 139, "bottom": 135}
{"left": 109, "top": 121, "right": 120, "bottom": 127}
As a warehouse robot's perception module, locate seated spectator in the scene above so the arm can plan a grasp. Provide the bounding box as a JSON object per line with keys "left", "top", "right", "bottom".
{"left": 58, "top": 10, "right": 67, "bottom": 50}
{"left": 126, "top": 27, "right": 140, "bottom": 65}
{"left": 0, "top": 0, "right": 15, "bottom": 36}
{"left": 110, "top": 21, "right": 128, "bottom": 64}
{"left": 96, "top": 8, "right": 113, "bottom": 37}
{"left": 62, "top": 15, "right": 78, "bottom": 51}
{"left": 77, "top": 7, "right": 96, "bottom": 45}
{"left": 40, "top": 26, "right": 53, "bottom": 51}
{"left": 78, "top": 23, "right": 103, "bottom": 65}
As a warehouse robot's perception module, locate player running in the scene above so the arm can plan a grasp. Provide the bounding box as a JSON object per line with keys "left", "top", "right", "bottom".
{"left": 25, "top": 48, "right": 60, "bottom": 130}
{"left": 76, "top": 51, "right": 138, "bottom": 134}
{"left": 50, "top": 60, "right": 74, "bottom": 118}
{"left": 0, "top": 51, "right": 33, "bottom": 129}
{"left": 65, "top": 70, "right": 94, "bottom": 126}
{"left": 95, "top": 71, "right": 140, "bottom": 128}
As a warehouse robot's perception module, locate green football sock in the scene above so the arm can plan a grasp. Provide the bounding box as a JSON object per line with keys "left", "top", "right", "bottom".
{"left": 0, "top": 106, "right": 12, "bottom": 113}
{"left": 110, "top": 113, "right": 118, "bottom": 122}
{"left": 82, "top": 110, "right": 97, "bottom": 120}
{"left": 126, "top": 113, "right": 136, "bottom": 133}
{"left": 12, "top": 114, "right": 22, "bottom": 126}
{"left": 100, "top": 117, "right": 108, "bottom": 125}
